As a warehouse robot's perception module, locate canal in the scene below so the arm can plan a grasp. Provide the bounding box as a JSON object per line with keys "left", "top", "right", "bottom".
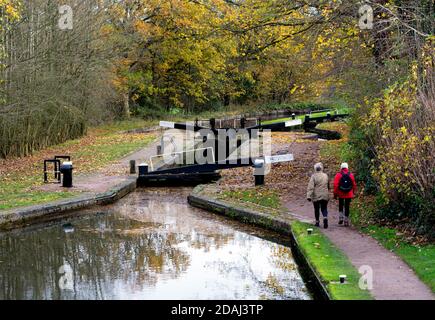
{"left": 0, "top": 188, "right": 311, "bottom": 300}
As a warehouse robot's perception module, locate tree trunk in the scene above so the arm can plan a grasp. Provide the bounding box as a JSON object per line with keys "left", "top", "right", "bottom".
{"left": 123, "top": 92, "right": 130, "bottom": 119}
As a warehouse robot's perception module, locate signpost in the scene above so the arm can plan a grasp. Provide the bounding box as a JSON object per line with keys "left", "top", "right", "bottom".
{"left": 265, "top": 154, "right": 294, "bottom": 164}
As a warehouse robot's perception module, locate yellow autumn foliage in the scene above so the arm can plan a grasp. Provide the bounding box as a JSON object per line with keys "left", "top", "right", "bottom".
{"left": 361, "top": 42, "right": 434, "bottom": 206}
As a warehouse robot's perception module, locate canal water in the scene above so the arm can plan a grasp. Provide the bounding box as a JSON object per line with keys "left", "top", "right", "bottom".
{"left": 0, "top": 189, "right": 311, "bottom": 300}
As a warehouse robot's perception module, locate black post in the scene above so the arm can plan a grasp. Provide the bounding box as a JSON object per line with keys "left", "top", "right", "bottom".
{"left": 240, "top": 117, "right": 246, "bottom": 128}
{"left": 253, "top": 159, "right": 265, "bottom": 186}
{"left": 292, "top": 113, "right": 296, "bottom": 120}
{"left": 60, "top": 162, "right": 73, "bottom": 188}
{"left": 130, "top": 160, "right": 136, "bottom": 174}
{"left": 255, "top": 172, "right": 265, "bottom": 186}
{"left": 210, "top": 118, "right": 216, "bottom": 130}
{"left": 54, "top": 161, "right": 59, "bottom": 180}
{"left": 44, "top": 160, "right": 48, "bottom": 183}
{"left": 138, "top": 163, "right": 149, "bottom": 176}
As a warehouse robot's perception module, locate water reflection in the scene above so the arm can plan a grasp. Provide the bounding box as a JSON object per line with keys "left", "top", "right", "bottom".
{"left": 0, "top": 189, "right": 311, "bottom": 300}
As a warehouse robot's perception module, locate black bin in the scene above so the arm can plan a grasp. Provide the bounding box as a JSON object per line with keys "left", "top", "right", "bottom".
{"left": 60, "top": 161, "right": 73, "bottom": 188}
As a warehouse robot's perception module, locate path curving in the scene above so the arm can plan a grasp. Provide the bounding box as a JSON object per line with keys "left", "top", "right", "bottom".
{"left": 285, "top": 198, "right": 434, "bottom": 300}
{"left": 282, "top": 138, "right": 434, "bottom": 300}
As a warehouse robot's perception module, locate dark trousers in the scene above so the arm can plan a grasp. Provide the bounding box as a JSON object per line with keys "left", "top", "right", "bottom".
{"left": 313, "top": 200, "right": 328, "bottom": 221}
{"left": 339, "top": 198, "right": 352, "bottom": 217}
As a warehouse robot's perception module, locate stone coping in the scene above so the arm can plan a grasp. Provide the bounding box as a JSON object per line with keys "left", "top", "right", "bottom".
{"left": 0, "top": 177, "right": 137, "bottom": 231}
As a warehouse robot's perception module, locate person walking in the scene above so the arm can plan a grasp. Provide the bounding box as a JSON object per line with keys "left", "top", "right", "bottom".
{"left": 333, "top": 163, "right": 357, "bottom": 227}
{"left": 307, "top": 162, "right": 330, "bottom": 229}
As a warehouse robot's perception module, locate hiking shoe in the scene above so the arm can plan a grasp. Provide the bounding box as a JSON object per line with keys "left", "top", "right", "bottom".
{"left": 344, "top": 217, "right": 349, "bottom": 227}
{"left": 338, "top": 211, "right": 344, "bottom": 225}
{"left": 323, "top": 218, "right": 328, "bottom": 229}
{"left": 315, "top": 221, "right": 320, "bottom": 227}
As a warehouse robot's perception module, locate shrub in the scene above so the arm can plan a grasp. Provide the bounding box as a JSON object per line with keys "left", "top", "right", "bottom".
{"left": 352, "top": 42, "right": 435, "bottom": 238}
{"left": 0, "top": 103, "right": 86, "bottom": 158}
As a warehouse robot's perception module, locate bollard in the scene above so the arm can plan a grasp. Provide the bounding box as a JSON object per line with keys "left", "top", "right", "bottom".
{"left": 157, "top": 145, "right": 162, "bottom": 155}
{"left": 60, "top": 161, "right": 73, "bottom": 188}
{"left": 253, "top": 159, "right": 265, "bottom": 186}
{"left": 305, "top": 114, "right": 310, "bottom": 123}
{"left": 138, "top": 163, "right": 149, "bottom": 176}
{"left": 210, "top": 118, "right": 216, "bottom": 130}
{"left": 240, "top": 117, "right": 246, "bottom": 128}
{"left": 54, "top": 156, "right": 71, "bottom": 180}
{"left": 292, "top": 113, "right": 296, "bottom": 120}
{"left": 326, "top": 112, "right": 331, "bottom": 120}
{"left": 339, "top": 275, "right": 347, "bottom": 284}
{"left": 130, "top": 160, "right": 136, "bottom": 174}
{"left": 62, "top": 223, "right": 74, "bottom": 233}
{"left": 307, "top": 228, "right": 313, "bottom": 235}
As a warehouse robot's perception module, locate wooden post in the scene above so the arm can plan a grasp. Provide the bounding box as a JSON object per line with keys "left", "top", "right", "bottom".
{"left": 130, "top": 160, "right": 136, "bottom": 174}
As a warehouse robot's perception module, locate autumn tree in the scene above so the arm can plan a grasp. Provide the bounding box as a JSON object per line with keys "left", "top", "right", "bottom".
{"left": 0, "top": 0, "right": 117, "bottom": 157}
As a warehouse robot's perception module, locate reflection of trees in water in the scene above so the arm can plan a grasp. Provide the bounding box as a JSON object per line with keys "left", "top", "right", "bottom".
{"left": 270, "top": 245, "right": 311, "bottom": 299}
{"left": 0, "top": 195, "right": 238, "bottom": 300}
{"left": 114, "top": 197, "right": 236, "bottom": 252}
{"left": 0, "top": 191, "right": 304, "bottom": 300}
{"left": 270, "top": 246, "right": 297, "bottom": 272}
{"left": 202, "top": 239, "right": 309, "bottom": 300}
{"left": 0, "top": 214, "right": 191, "bottom": 300}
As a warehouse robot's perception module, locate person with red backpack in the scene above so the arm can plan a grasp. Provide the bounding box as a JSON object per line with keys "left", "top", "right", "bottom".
{"left": 333, "top": 163, "right": 357, "bottom": 226}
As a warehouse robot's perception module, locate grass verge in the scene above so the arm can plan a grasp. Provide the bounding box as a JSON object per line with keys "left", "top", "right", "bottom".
{"left": 219, "top": 188, "right": 282, "bottom": 210}
{"left": 361, "top": 225, "right": 435, "bottom": 293}
{"left": 291, "top": 221, "right": 373, "bottom": 300}
{"left": 0, "top": 120, "right": 156, "bottom": 211}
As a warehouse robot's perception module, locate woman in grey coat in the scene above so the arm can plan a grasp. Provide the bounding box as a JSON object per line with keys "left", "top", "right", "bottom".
{"left": 307, "top": 162, "right": 330, "bottom": 228}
